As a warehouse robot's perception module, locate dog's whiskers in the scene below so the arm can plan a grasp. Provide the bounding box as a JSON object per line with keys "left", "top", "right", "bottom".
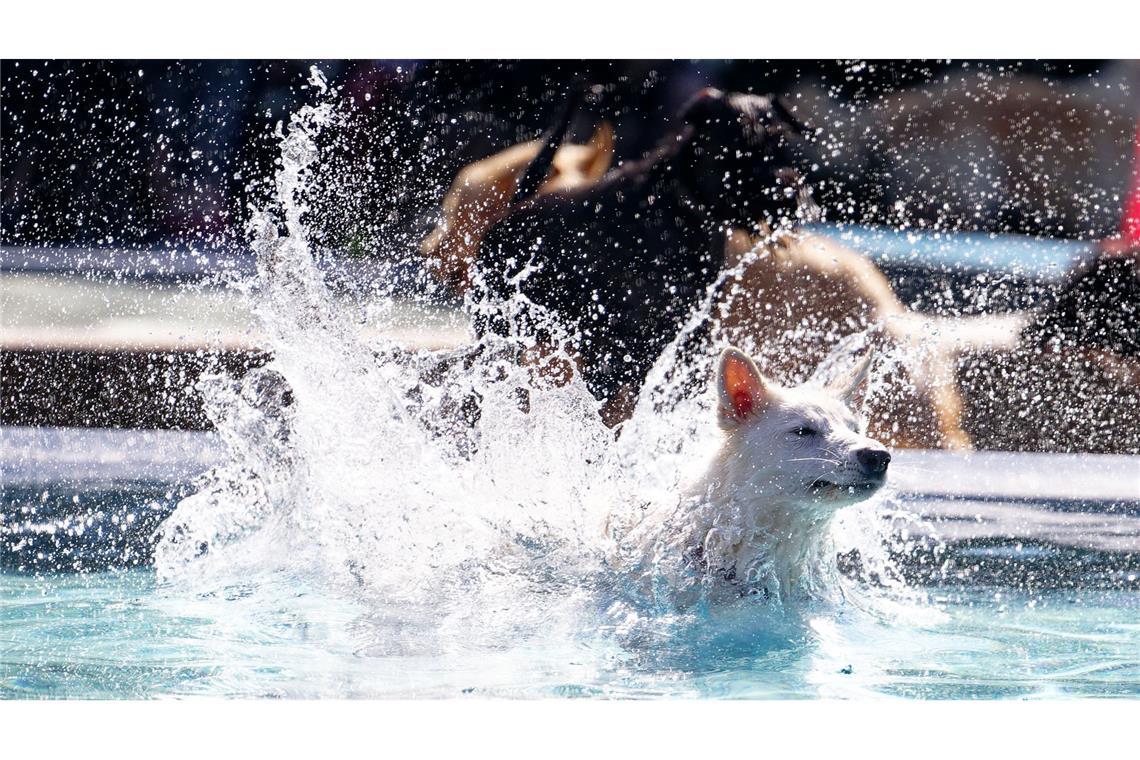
{"left": 785, "top": 456, "right": 845, "bottom": 466}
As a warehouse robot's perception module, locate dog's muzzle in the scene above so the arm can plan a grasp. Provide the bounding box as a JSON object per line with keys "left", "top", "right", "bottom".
{"left": 808, "top": 449, "right": 890, "bottom": 499}
{"left": 856, "top": 447, "right": 891, "bottom": 477}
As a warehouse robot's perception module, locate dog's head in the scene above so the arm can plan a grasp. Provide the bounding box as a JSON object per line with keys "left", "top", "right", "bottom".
{"left": 678, "top": 88, "right": 811, "bottom": 228}
{"left": 714, "top": 346, "right": 890, "bottom": 508}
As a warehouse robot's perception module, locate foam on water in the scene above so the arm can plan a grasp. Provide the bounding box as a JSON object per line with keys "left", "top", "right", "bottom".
{"left": 153, "top": 70, "right": 931, "bottom": 661}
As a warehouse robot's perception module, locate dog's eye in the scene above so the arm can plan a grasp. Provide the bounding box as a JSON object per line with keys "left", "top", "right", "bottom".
{"left": 791, "top": 426, "right": 817, "bottom": 438}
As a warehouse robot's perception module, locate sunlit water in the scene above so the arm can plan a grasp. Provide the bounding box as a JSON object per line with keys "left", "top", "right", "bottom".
{"left": 5, "top": 552, "right": 1140, "bottom": 698}
{"left": 4, "top": 69, "right": 1140, "bottom": 699}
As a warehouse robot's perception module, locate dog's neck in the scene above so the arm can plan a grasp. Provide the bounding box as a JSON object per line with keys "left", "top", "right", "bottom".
{"left": 676, "top": 433, "right": 836, "bottom": 599}
{"left": 619, "top": 126, "right": 738, "bottom": 235}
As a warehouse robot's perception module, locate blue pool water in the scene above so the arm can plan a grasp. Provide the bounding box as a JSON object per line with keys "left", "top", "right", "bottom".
{"left": 809, "top": 223, "right": 1093, "bottom": 282}
{"left": 4, "top": 430, "right": 1140, "bottom": 699}
{"left": 5, "top": 559, "right": 1140, "bottom": 698}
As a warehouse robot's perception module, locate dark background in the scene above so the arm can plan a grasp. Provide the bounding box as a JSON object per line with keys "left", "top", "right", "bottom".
{"left": 3, "top": 59, "right": 1138, "bottom": 259}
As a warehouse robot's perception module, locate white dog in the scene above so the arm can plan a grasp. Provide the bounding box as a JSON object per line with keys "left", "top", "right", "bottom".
{"left": 623, "top": 346, "right": 891, "bottom": 606}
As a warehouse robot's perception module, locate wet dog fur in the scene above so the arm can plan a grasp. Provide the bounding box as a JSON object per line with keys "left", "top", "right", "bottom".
{"left": 624, "top": 346, "right": 891, "bottom": 603}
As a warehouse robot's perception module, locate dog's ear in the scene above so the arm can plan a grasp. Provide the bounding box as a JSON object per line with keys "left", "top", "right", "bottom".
{"left": 550, "top": 122, "right": 614, "bottom": 184}
{"left": 829, "top": 352, "right": 874, "bottom": 409}
{"left": 583, "top": 121, "right": 615, "bottom": 180}
{"left": 717, "top": 347, "right": 770, "bottom": 427}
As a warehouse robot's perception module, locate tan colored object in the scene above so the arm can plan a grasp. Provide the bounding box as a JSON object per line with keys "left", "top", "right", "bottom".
{"left": 420, "top": 122, "right": 615, "bottom": 294}
{"left": 423, "top": 133, "right": 974, "bottom": 449}
{"left": 715, "top": 229, "right": 973, "bottom": 450}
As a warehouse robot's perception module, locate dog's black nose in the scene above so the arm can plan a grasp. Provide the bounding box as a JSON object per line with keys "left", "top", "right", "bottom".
{"left": 856, "top": 448, "right": 891, "bottom": 475}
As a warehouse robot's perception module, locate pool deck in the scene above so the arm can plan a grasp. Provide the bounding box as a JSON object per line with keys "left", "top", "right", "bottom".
{"left": 3, "top": 425, "right": 1137, "bottom": 579}
{"left": 3, "top": 425, "right": 1135, "bottom": 502}
{"left": 0, "top": 247, "right": 469, "bottom": 428}
{"left": 0, "top": 230, "right": 1114, "bottom": 438}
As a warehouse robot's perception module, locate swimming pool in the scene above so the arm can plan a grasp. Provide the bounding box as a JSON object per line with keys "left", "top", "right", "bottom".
{"left": 5, "top": 69, "right": 1139, "bottom": 702}
{"left": 4, "top": 427, "right": 1139, "bottom": 699}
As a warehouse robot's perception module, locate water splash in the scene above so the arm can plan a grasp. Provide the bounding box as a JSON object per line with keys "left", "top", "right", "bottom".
{"left": 154, "top": 73, "right": 930, "bottom": 658}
